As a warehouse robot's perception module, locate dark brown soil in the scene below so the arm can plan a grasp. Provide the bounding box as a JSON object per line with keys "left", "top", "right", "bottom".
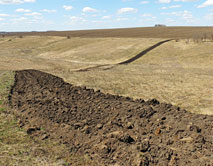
{"left": 9, "top": 70, "right": 213, "bottom": 166}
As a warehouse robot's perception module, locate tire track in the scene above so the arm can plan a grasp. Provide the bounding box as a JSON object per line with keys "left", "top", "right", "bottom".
{"left": 76, "top": 64, "right": 110, "bottom": 72}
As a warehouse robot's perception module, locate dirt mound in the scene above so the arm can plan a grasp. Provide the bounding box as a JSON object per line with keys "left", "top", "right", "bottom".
{"left": 9, "top": 70, "right": 213, "bottom": 166}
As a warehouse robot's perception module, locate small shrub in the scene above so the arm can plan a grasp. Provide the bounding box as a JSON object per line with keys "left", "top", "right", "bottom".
{"left": 192, "top": 35, "right": 203, "bottom": 44}
{"left": 211, "top": 34, "right": 213, "bottom": 41}
{"left": 67, "top": 36, "right": 71, "bottom": 39}
{"left": 202, "top": 33, "right": 207, "bottom": 42}
{"left": 185, "top": 39, "right": 190, "bottom": 44}
{"left": 19, "top": 35, "right": 23, "bottom": 38}
{"left": 193, "top": 37, "right": 199, "bottom": 43}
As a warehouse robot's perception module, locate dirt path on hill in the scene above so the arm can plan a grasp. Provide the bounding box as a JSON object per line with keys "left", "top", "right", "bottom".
{"left": 118, "top": 39, "right": 173, "bottom": 65}
{"left": 9, "top": 70, "right": 213, "bottom": 166}
{"left": 76, "top": 39, "right": 173, "bottom": 72}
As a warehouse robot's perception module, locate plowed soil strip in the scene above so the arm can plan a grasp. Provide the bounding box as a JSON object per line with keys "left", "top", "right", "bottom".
{"left": 9, "top": 70, "right": 213, "bottom": 166}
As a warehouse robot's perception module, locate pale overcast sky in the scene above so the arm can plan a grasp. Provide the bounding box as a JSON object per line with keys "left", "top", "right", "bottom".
{"left": 0, "top": 0, "right": 212, "bottom": 31}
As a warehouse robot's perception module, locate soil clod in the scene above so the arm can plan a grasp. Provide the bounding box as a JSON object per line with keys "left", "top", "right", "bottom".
{"left": 9, "top": 70, "right": 213, "bottom": 166}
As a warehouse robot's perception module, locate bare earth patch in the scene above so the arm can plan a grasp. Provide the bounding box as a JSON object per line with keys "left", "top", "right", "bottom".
{"left": 0, "top": 71, "right": 98, "bottom": 166}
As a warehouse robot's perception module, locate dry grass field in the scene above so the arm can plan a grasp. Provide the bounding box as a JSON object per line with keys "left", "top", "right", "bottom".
{"left": 0, "top": 32, "right": 213, "bottom": 115}
{"left": 0, "top": 27, "right": 213, "bottom": 165}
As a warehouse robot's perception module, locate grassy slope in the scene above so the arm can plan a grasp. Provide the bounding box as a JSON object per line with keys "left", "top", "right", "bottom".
{"left": 0, "top": 71, "right": 98, "bottom": 166}
{"left": 0, "top": 32, "right": 212, "bottom": 165}
{"left": 0, "top": 36, "right": 212, "bottom": 116}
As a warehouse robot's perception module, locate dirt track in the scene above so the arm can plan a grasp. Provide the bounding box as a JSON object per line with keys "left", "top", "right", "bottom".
{"left": 119, "top": 39, "right": 173, "bottom": 65}
{"left": 76, "top": 39, "right": 173, "bottom": 72}
{"left": 9, "top": 70, "right": 213, "bottom": 166}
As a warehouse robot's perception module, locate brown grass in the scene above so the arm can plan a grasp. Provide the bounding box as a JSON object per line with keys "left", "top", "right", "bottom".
{"left": 0, "top": 28, "right": 213, "bottom": 165}
{"left": 0, "top": 33, "right": 212, "bottom": 116}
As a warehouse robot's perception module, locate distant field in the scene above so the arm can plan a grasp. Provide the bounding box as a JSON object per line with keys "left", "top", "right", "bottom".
{"left": 0, "top": 34, "right": 212, "bottom": 115}
{"left": 6, "top": 26, "right": 213, "bottom": 39}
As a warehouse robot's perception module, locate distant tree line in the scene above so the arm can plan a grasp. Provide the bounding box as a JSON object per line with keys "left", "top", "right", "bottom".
{"left": 154, "top": 24, "right": 166, "bottom": 27}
